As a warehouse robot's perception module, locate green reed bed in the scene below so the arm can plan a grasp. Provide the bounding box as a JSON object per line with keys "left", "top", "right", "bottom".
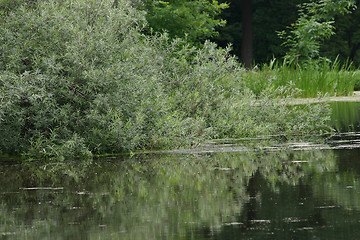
{"left": 243, "top": 59, "right": 359, "bottom": 98}
{"left": 354, "top": 70, "right": 360, "bottom": 90}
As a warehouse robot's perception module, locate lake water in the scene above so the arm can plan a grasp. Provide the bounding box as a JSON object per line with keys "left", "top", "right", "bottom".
{"left": 1, "top": 102, "right": 360, "bottom": 240}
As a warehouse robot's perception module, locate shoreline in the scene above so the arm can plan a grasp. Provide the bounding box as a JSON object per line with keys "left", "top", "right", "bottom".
{"left": 284, "top": 91, "right": 360, "bottom": 105}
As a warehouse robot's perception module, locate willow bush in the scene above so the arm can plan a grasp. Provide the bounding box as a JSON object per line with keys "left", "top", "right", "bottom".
{"left": 0, "top": 0, "right": 332, "bottom": 160}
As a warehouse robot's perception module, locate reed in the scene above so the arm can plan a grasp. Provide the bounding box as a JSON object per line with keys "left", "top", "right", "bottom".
{"left": 243, "top": 59, "right": 358, "bottom": 98}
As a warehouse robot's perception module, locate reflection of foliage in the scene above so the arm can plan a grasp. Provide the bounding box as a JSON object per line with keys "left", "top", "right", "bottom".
{"left": 331, "top": 102, "right": 360, "bottom": 132}
{"left": 255, "top": 150, "right": 337, "bottom": 191}
{"left": 0, "top": 149, "right": 336, "bottom": 239}
{"left": 311, "top": 148, "right": 360, "bottom": 211}
{"left": 312, "top": 172, "right": 360, "bottom": 209}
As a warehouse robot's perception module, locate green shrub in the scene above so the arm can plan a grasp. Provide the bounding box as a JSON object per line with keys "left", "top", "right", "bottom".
{"left": 0, "top": 0, "right": 333, "bottom": 160}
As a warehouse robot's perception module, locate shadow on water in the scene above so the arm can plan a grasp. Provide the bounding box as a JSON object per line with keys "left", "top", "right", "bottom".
{"left": 0, "top": 102, "right": 360, "bottom": 239}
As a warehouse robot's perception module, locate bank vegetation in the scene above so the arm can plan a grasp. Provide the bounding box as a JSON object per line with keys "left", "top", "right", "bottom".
{"left": 0, "top": 0, "right": 345, "bottom": 160}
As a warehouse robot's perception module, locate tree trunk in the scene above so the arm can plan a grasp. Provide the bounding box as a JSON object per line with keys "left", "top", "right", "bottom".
{"left": 241, "top": 0, "right": 253, "bottom": 68}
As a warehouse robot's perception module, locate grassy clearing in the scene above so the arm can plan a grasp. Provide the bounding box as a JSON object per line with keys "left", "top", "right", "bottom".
{"left": 242, "top": 59, "right": 360, "bottom": 98}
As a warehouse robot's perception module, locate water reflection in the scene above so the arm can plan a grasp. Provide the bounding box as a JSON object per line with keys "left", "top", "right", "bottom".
{"left": 0, "top": 149, "right": 341, "bottom": 239}
{"left": 2, "top": 99, "right": 360, "bottom": 239}
{"left": 331, "top": 102, "right": 360, "bottom": 132}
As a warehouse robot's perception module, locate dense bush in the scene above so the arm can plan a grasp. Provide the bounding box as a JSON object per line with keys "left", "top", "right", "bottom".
{"left": 0, "top": 0, "right": 332, "bottom": 160}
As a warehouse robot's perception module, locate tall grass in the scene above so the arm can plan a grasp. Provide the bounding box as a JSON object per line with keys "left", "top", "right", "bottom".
{"left": 243, "top": 59, "right": 359, "bottom": 98}
{"left": 354, "top": 70, "right": 360, "bottom": 91}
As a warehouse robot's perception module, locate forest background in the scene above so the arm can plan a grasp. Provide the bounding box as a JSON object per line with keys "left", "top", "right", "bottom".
{"left": 217, "top": 0, "right": 360, "bottom": 67}
{"left": 144, "top": 0, "right": 360, "bottom": 67}
{"left": 0, "top": 0, "right": 359, "bottom": 160}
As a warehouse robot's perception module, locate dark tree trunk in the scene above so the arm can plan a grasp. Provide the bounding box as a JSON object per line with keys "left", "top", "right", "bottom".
{"left": 241, "top": 0, "right": 253, "bottom": 68}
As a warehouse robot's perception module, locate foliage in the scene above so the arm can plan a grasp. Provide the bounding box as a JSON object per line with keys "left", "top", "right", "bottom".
{"left": 279, "top": 0, "right": 357, "bottom": 63}
{"left": 241, "top": 59, "right": 357, "bottom": 98}
{"left": 0, "top": 0, "right": 333, "bottom": 160}
{"left": 143, "top": 0, "right": 228, "bottom": 44}
{"left": 215, "top": 0, "right": 308, "bottom": 64}
{"left": 212, "top": 0, "right": 360, "bottom": 65}
{"left": 321, "top": 1, "right": 360, "bottom": 67}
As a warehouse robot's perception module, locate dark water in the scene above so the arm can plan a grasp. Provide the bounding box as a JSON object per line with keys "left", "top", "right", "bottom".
{"left": 1, "top": 102, "right": 360, "bottom": 240}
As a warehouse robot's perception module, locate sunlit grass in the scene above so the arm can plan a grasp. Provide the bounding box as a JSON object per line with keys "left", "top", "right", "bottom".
{"left": 242, "top": 59, "right": 359, "bottom": 98}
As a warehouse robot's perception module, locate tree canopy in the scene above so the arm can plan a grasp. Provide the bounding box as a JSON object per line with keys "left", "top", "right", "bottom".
{"left": 279, "top": 0, "right": 357, "bottom": 63}
{"left": 143, "top": 0, "right": 228, "bottom": 43}
{"left": 213, "top": 0, "right": 359, "bottom": 66}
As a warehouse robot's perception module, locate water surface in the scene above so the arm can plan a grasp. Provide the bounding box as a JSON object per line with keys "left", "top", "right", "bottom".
{"left": 1, "top": 102, "right": 360, "bottom": 239}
